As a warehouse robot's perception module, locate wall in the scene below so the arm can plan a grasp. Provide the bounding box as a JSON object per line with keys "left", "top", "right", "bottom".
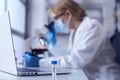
{"left": 0, "top": 0, "right": 5, "bottom": 16}
{"left": 30, "top": 0, "right": 48, "bottom": 37}
{"left": 103, "top": 0, "right": 116, "bottom": 38}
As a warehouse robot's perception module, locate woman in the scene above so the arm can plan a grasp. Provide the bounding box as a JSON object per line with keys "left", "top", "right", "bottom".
{"left": 25, "top": 0, "right": 115, "bottom": 79}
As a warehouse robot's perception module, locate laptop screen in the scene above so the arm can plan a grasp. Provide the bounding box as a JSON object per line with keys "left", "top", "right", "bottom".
{"left": 0, "top": 11, "right": 17, "bottom": 75}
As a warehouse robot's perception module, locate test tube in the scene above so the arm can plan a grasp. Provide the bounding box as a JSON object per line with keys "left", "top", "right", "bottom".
{"left": 51, "top": 60, "right": 57, "bottom": 80}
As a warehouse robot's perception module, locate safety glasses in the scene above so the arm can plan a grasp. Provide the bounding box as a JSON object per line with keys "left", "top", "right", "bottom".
{"left": 53, "top": 12, "right": 65, "bottom": 21}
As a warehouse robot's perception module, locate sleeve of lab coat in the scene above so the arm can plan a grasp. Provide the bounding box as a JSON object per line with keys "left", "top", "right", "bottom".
{"left": 39, "top": 22, "right": 105, "bottom": 69}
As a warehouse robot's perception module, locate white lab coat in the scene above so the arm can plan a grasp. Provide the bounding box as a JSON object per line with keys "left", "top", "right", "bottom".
{"left": 39, "top": 17, "right": 115, "bottom": 79}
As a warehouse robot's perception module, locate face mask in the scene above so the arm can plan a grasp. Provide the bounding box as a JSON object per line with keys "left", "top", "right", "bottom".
{"left": 54, "top": 18, "right": 69, "bottom": 33}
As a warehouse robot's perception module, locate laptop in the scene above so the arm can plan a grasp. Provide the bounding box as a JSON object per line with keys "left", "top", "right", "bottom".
{"left": 0, "top": 11, "right": 70, "bottom": 76}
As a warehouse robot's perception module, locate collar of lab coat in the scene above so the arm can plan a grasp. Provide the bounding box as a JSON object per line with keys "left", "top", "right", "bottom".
{"left": 73, "top": 16, "right": 92, "bottom": 48}
{"left": 78, "top": 16, "right": 92, "bottom": 32}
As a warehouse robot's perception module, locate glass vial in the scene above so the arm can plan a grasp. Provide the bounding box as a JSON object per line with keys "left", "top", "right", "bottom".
{"left": 51, "top": 60, "right": 57, "bottom": 80}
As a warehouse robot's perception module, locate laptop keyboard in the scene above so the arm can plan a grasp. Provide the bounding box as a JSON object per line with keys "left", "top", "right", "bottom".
{"left": 17, "top": 68, "right": 43, "bottom": 72}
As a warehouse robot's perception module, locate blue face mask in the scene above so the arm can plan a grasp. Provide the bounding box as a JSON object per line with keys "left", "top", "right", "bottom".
{"left": 54, "top": 18, "right": 69, "bottom": 33}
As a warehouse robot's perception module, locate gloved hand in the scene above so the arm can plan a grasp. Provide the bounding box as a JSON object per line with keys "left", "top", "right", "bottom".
{"left": 45, "top": 22, "right": 57, "bottom": 47}
{"left": 23, "top": 52, "right": 42, "bottom": 67}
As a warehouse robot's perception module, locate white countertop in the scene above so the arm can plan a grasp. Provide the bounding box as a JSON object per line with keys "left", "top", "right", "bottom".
{"left": 0, "top": 69, "right": 88, "bottom": 80}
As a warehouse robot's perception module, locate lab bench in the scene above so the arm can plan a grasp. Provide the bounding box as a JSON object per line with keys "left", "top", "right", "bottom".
{"left": 0, "top": 69, "right": 88, "bottom": 80}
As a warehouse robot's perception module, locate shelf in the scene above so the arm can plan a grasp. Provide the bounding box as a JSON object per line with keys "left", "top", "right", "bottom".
{"left": 81, "top": 3, "right": 104, "bottom": 11}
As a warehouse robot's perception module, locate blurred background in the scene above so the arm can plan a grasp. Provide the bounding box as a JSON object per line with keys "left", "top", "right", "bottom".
{"left": 0, "top": 0, "right": 120, "bottom": 79}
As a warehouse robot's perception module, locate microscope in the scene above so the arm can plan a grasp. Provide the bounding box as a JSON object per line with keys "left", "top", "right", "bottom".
{"left": 30, "top": 21, "right": 55, "bottom": 58}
